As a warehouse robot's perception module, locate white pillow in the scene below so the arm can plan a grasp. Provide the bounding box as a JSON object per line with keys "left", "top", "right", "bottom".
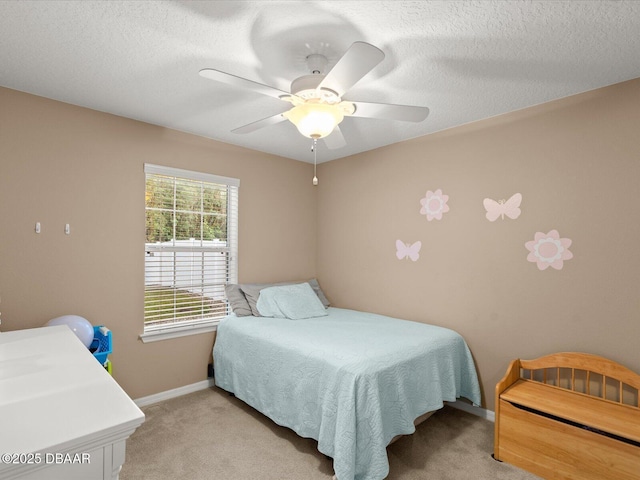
{"left": 256, "top": 283, "right": 328, "bottom": 320}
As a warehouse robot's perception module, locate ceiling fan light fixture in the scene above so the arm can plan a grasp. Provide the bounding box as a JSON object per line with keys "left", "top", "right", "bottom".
{"left": 200, "top": 41, "right": 427, "bottom": 152}
{"left": 284, "top": 102, "right": 344, "bottom": 139}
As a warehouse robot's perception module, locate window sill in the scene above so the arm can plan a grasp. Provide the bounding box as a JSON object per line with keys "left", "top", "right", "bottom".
{"left": 139, "top": 321, "right": 219, "bottom": 343}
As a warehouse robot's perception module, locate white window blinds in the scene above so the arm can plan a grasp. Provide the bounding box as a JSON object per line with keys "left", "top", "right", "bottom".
{"left": 144, "top": 164, "right": 239, "bottom": 334}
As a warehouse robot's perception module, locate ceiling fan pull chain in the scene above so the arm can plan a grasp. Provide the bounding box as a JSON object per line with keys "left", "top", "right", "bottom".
{"left": 312, "top": 138, "right": 318, "bottom": 186}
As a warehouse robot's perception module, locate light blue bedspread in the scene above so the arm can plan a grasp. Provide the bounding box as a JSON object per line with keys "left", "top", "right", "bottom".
{"left": 213, "top": 307, "right": 481, "bottom": 480}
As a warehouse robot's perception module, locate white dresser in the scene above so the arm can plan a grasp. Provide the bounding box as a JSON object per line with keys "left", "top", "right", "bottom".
{"left": 0, "top": 325, "right": 145, "bottom": 480}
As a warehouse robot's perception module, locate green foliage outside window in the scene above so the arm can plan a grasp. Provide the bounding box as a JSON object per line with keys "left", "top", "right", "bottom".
{"left": 145, "top": 175, "right": 228, "bottom": 244}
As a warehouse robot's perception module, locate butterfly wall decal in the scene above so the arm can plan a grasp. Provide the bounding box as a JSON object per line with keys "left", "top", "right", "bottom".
{"left": 483, "top": 193, "right": 522, "bottom": 221}
{"left": 396, "top": 240, "right": 421, "bottom": 261}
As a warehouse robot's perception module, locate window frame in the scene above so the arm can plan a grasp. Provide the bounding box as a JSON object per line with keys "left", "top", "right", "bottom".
{"left": 140, "top": 164, "right": 239, "bottom": 343}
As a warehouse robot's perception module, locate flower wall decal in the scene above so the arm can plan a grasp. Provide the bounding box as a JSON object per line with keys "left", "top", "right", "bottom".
{"left": 420, "top": 189, "right": 449, "bottom": 221}
{"left": 525, "top": 230, "right": 573, "bottom": 270}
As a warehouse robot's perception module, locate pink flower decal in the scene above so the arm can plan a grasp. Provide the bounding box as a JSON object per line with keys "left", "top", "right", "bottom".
{"left": 420, "top": 189, "right": 449, "bottom": 221}
{"left": 525, "top": 230, "right": 573, "bottom": 270}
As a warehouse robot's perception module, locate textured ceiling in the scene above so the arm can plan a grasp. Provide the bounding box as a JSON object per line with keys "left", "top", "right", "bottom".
{"left": 1, "top": 1, "right": 640, "bottom": 163}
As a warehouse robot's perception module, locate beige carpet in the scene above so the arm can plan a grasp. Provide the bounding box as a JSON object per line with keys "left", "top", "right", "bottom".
{"left": 120, "top": 387, "right": 540, "bottom": 480}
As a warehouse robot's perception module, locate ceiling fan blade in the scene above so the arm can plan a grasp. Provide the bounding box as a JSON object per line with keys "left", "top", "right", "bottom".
{"left": 199, "top": 68, "right": 290, "bottom": 100}
{"left": 322, "top": 126, "right": 346, "bottom": 150}
{"left": 317, "top": 42, "right": 385, "bottom": 97}
{"left": 350, "top": 101, "right": 430, "bottom": 122}
{"left": 231, "top": 112, "right": 287, "bottom": 134}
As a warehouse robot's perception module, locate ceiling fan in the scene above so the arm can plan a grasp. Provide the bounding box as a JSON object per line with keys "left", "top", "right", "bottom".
{"left": 199, "top": 41, "right": 430, "bottom": 150}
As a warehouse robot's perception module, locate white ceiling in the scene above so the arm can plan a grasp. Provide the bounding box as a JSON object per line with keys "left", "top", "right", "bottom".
{"left": 1, "top": 1, "right": 640, "bottom": 163}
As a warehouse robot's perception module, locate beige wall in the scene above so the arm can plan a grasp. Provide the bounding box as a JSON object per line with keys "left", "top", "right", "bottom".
{"left": 0, "top": 87, "right": 316, "bottom": 399}
{"left": 3, "top": 78, "right": 639, "bottom": 411}
{"left": 317, "top": 78, "right": 640, "bottom": 409}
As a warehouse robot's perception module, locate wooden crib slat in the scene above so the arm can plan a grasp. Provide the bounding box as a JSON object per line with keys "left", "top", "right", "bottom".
{"left": 619, "top": 381, "right": 623, "bottom": 405}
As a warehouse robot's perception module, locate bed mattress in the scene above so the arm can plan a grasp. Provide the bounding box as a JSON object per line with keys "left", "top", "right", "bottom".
{"left": 213, "top": 307, "right": 481, "bottom": 480}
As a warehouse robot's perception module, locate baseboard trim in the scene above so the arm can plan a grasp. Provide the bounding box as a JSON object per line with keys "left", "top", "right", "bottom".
{"left": 134, "top": 379, "right": 215, "bottom": 408}
{"left": 446, "top": 400, "right": 495, "bottom": 422}
{"left": 133, "top": 380, "right": 495, "bottom": 423}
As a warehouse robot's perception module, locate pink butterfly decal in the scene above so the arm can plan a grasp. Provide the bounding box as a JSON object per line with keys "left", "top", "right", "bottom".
{"left": 483, "top": 193, "right": 522, "bottom": 222}
{"left": 396, "top": 240, "right": 421, "bottom": 262}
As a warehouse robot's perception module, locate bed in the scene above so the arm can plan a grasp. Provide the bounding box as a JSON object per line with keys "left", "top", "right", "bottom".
{"left": 213, "top": 282, "right": 482, "bottom": 480}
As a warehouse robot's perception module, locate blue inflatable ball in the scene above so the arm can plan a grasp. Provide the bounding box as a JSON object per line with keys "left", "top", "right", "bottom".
{"left": 47, "top": 315, "right": 94, "bottom": 348}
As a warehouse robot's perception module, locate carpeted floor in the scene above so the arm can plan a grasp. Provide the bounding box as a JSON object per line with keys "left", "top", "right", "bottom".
{"left": 120, "top": 387, "right": 540, "bottom": 479}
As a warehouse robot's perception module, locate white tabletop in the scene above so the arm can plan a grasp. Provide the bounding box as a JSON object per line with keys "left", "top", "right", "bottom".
{"left": 0, "top": 325, "right": 144, "bottom": 456}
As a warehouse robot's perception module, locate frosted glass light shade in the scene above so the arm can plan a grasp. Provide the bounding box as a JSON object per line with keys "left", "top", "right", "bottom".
{"left": 284, "top": 103, "right": 344, "bottom": 139}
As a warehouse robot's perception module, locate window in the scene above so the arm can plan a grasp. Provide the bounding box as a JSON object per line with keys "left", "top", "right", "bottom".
{"left": 142, "top": 164, "right": 239, "bottom": 342}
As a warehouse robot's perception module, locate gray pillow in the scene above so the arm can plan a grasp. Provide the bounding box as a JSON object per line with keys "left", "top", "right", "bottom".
{"left": 239, "top": 279, "right": 330, "bottom": 317}
{"left": 224, "top": 284, "right": 252, "bottom": 316}
{"left": 238, "top": 283, "right": 274, "bottom": 317}
{"left": 308, "top": 278, "right": 330, "bottom": 308}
